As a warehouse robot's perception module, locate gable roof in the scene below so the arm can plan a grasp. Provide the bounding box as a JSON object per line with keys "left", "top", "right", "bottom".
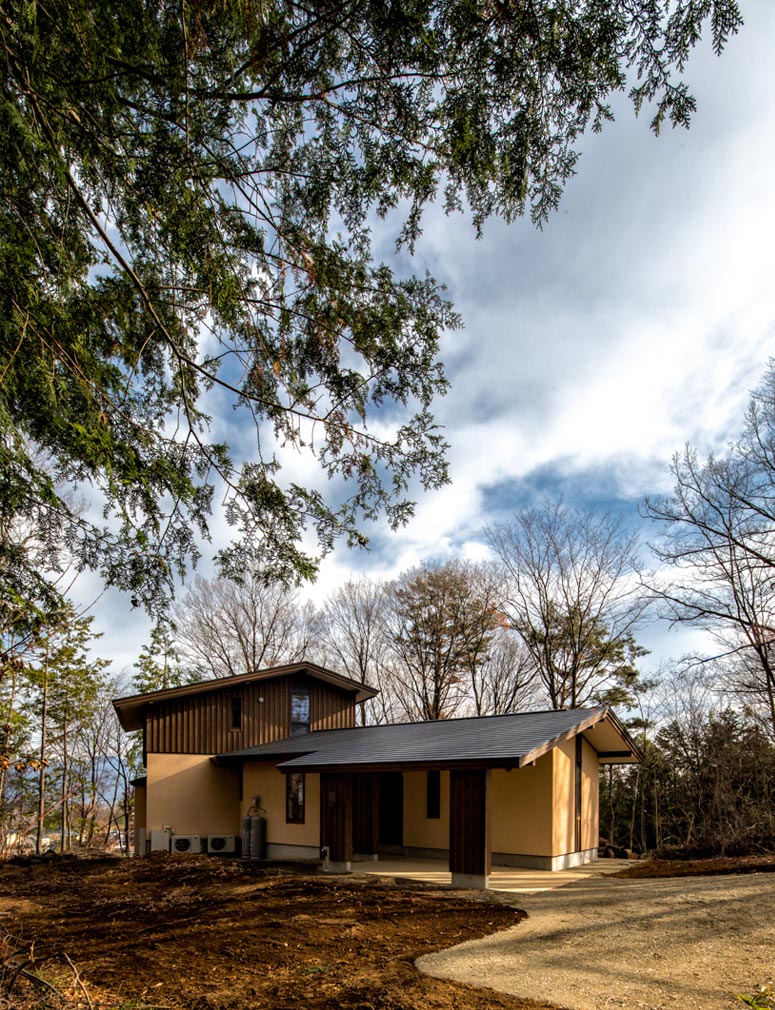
{"left": 216, "top": 706, "right": 641, "bottom": 772}
{"left": 112, "top": 661, "right": 378, "bottom": 732}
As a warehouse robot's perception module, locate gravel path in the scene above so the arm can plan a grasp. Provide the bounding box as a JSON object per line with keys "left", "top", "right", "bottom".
{"left": 417, "top": 872, "right": 775, "bottom": 1009}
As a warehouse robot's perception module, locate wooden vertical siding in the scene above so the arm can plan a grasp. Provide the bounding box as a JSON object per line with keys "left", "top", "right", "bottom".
{"left": 320, "top": 772, "right": 353, "bottom": 863}
{"left": 145, "top": 677, "right": 356, "bottom": 754}
{"left": 352, "top": 773, "right": 380, "bottom": 854}
{"left": 449, "top": 769, "right": 492, "bottom": 877}
{"left": 310, "top": 683, "right": 356, "bottom": 731}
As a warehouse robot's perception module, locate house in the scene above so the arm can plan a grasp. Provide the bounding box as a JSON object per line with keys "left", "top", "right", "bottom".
{"left": 113, "top": 661, "right": 641, "bottom": 888}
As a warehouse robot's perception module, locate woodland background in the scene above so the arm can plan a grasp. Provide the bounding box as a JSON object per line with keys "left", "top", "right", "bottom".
{"left": 1, "top": 0, "right": 768, "bottom": 862}
{"left": 5, "top": 362, "right": 775, "bottom": 859}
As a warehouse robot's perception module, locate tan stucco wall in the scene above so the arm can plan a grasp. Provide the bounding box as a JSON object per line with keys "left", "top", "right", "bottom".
{"left": 144, "top": 736, "right": 601, "bottom": 859}
{"left": 550, "top": 738, "right": 600, "bottom": 855}
{"left": 582, "top": 737, "right": 599, "bottom": 850}
{"left": 242, "top": 761, "right": 320, "bottom": 848}
{"left": 145, "top": 753, "right": 240, "bottom": 836}
{"left": 492, "top": 754, "right": 554, "bottom": 856}
{"left": 403, "top": 771, "right": 449, "bottom": 849}
{"left": 552, "top": 740, "right": 575, "bottom": 855}
{"left": 401, "top": 747, "right": 595, "bottom": 860}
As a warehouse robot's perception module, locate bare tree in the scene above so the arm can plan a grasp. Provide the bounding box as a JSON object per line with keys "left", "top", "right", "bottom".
{"left": 468, "top": 627, "right": 541, "bottom": 715}
{"left": 488, "top": 499, "right": 648, "bottom": 709}
{"left": 645, "top": 449, "right": 775, "bottom": 735}
{"left": 644, "top": 364, "right": 775, "bottom": 737}
{"left": 318, "top": 577, "right": 397, "bottom": 724}
{"left": 384, "top": 560, "right": 503, "bottom": 721}
{"left": 173, "top": 573, "right": 320, "bottom": 679}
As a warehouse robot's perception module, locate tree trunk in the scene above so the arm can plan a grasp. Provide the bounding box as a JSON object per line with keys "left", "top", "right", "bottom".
{"left": 61, "top": 722, "right": 68, "bottom": 852}
{"left": 36, "top": 650, "right": 49, "bottom": 856}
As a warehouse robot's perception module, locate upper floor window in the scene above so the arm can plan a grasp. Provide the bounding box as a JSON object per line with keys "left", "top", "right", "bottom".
{"left": 291, "top": 683, "right": 310, "bottom": 736}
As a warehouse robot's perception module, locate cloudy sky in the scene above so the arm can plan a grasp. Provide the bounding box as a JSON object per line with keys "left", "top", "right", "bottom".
{"left": 85, "top": 0, "right": 775, "bottom": 681}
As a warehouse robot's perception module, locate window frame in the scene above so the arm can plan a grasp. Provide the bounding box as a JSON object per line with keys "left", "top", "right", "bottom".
{"left": 286, "top": 771, "right": 306, "bottom": 824}
{"left": 290, "top": 682, "right": 310, "bottom": 736}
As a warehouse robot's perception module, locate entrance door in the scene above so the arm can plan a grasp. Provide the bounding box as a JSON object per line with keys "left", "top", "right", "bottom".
{"left": 378, "top": 772, "right": 404, "bottom": 849}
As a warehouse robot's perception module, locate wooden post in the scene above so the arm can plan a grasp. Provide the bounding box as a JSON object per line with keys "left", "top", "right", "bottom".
{"left": 320, "top": 772, "right": 353, "bottom": 871}
{"left": 449, "top": 769, "right": 491, "bottom": 889}
{"left": 353, "top": 773, "right": 380, "bottom": 859}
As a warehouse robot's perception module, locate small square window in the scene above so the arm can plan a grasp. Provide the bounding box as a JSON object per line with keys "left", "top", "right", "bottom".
{"left": 286, "top": 772, "right": 305, "bottom": 824}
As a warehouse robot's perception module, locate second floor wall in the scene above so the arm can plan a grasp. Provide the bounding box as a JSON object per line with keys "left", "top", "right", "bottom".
{"left": 144, "top": 674, "right": 356, "bottom": 755}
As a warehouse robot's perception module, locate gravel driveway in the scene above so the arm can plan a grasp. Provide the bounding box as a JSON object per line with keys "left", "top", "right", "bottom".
{"left": 418, "top": 871, "right": 775, "bottom": 1009}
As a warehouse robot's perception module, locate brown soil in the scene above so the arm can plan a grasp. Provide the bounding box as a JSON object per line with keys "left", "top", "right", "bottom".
{"left": 614, "top": 852, "right": 775, "bottom": 878}
{"left": 0, "top": 854, "right": 554, "bottom": 1010}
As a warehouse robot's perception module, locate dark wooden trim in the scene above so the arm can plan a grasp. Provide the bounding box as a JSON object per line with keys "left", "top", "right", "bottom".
{"left": 279, "top": 758, "right": 520, "bottom": 774}
{"left": 320, "top": 772, "right": 353, "bottom": 863}
{"left": 353, "top": 773, "right": 379, "bottom": 854}
{"left": 449, "top": 769, "right": 491, "bottom": 877}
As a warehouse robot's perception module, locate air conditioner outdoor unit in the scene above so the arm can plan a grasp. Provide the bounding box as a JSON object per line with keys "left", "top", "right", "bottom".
{"left": 150, "top": 829, "right": 171, "bottom": 852}
{"left": 171, "top": 834, "right": 201, "bottom": 854}
{"left": 207, "top": 834, "right": 237, "bottom": 855}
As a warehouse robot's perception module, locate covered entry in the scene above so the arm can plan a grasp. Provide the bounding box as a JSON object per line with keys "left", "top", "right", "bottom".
{"left": 225, "top": 707, "right": 642, "bottom": 888}
{"left": 378, "top": 772, "right": 403, "bottom": 849}
{"left": 319, "top": 770, "right": 407, "bottom": 867}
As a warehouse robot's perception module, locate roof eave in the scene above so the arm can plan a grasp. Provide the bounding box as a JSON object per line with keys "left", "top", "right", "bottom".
{"left": 518, "top": 707, "right": 643, "bottom": 767}
{"left": 517, "top": 707, "right": 608, "bottom": 767}
{"left": 274, "top": 756, "right": 523, "bottom": 774}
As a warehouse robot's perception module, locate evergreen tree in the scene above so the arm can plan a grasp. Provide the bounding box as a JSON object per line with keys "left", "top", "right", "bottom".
{"left": 1, "top": 0, "right": 742, "bottom": 612}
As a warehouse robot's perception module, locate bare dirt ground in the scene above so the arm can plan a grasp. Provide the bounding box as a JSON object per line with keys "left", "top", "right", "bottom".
{"left": 419, "top": 860, "right": 775, "bottom": 1010}
{"left": 0, "top": 854, "right": 550, "bottom": 1010}
{"left": 2, "top": 854, "right": 773, "bottom": 1010}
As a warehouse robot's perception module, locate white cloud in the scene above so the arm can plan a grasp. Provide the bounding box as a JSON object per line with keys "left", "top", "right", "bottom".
{"left": 81, "top": 1, "right": 775, "bottom": 673}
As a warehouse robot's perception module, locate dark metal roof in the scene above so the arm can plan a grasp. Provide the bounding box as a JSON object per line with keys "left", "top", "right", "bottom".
{"left": 217, "top": 707, "right": 642, "bottom": 771}
{"left": 113, "top": 661, "right": 378, "bottom": 731}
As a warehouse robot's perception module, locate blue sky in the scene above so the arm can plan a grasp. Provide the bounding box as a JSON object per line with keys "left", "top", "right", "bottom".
{"left": 83, "top": 0, "right": 775, "bottom": 682}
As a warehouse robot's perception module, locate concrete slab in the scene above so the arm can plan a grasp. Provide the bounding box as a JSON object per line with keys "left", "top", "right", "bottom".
{"left": 357, "top": 856, "right": 632, "bottom": 893}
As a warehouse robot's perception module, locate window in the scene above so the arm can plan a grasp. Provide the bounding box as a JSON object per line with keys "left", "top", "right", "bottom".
{"left": 426, "top": 770, "right": 441, "bottom": 819}
{"left": 230, "top": 696, "right": 242, "bottom": 731}
{"left": 286, "top": 772, "right": 305, "bottom": 823}
{"left": 291, "top": 683, "right": 310, "bottom": 736}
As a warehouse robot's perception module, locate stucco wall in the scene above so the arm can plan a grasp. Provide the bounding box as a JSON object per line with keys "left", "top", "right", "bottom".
{"left": 403, "top": 771, "right": 449, "bottom": 849}
{"left": 145, "top": 753, "right": 240, "bottom": 835}
{"left": 492, "top": 755, "right": 554, "bottom": 856}
{"left": 242, "top": 762, "right": 321, "bottom": 849}
{"left": 550, "top": 737, "right": 600, "bottom": 856}
{"left": 403, "top": 757, "right": 559, "bottom": 859}
{"left": 582, "top": 737, "right": 599, "bottom": 850}
{"left": 399, "top": 749, "right": 592, "bottom": 861}
{"left": 552, "top": 740, "right": 575, "bottom": 855}
{"left": 143, "top": 736, "right": 601, "bottom": 861}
